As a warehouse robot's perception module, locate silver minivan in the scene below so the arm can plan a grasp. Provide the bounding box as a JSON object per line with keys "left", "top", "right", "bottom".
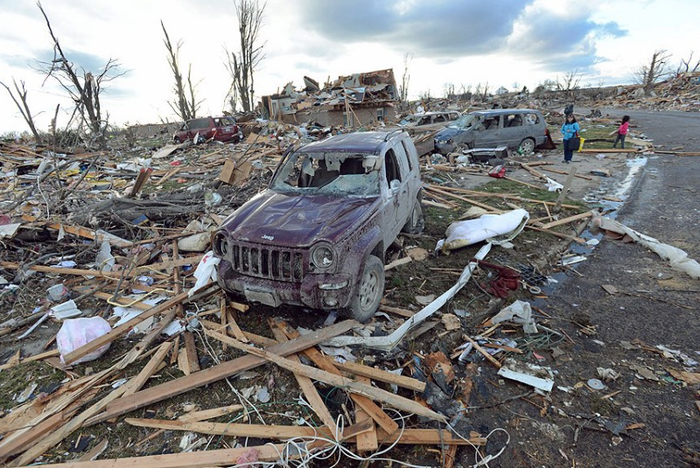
{"left": 434, "top": 108, "right": 548, "bottom": 154}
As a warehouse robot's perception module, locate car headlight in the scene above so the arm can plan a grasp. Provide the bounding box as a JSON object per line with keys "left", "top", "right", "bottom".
{"left": 213, "top": 232, "right": 229, "bottom": 257}
{"left": 310, "top": 243, "right": 334, "bottom": 270}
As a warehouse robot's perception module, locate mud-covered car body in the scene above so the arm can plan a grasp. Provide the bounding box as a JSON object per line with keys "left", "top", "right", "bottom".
{"left": 213, "top": 130, "right": 423, "bottom": 321}
{"left": 434, "top": 108, "right": 547, "bottom": 154}
{"left": 173, "top": 116, "right": 242, "bottom": 143}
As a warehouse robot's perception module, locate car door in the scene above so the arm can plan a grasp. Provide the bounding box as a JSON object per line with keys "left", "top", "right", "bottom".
{"left": 474, "top": 114, "right": 504, "bottom": 148}
{"left": 381, "top": 147, "right": 406, "bottom": 246}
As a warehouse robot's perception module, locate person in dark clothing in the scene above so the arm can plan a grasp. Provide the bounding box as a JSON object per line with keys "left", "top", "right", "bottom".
{"left": 560, "top": 114, "right": 580, "bottom": 163}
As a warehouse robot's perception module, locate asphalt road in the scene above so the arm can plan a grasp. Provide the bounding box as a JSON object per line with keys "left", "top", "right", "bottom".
{"left": 536, "top": 108, "right": 700, "bottom": 466}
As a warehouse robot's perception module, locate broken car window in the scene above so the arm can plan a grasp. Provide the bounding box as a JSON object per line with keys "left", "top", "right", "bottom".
{"left": 448, "top": 114, "right": 479, "bottom": 130}
{"left": 271, "top": 151, "right": 380, "bottom": 197}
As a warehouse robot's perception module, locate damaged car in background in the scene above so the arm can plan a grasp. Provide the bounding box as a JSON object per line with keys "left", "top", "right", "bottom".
{"left": 173, "top": 116, "right": 243, "bottom": 144}
{"left": 213, "top": 130, "right": 424, "bottom": 322}
{"left": 434, "top": 108, "right": 549, "bottom": 155}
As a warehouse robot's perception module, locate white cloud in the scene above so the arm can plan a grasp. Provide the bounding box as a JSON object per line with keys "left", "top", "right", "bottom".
{"left": 0, "top": 0, "right": 698, "bottom": 134}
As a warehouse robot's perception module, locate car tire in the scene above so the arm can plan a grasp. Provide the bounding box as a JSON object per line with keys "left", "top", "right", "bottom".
{"left": 348, "top": 255, "right": 384, "bottom": 323}
{"left": 518, "top": 137, "right": 536, "bottom": 154}
{"left": 402, "top": 198, "right": 425, "bottom": 234}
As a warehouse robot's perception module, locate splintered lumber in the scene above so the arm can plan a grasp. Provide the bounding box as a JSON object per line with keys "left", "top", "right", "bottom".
{"left": 125, "top": 418, "right": 368, "bottom": 441}
{"left": 540, "top": 167, "right": 593, "bottom": 180}
{"left": 123, "top": 418, "right": 485, "bottom": 446}
{"left": 517, "top": 162, "right": 549, "bottom": 180}
{"left": 376, "top": 428, "right": 487, "bottom": 446}
{"left": 62, "top": 291, "right": 190, "bottom": 365}
{"left": 435, "top": 185, "right": 581, "bottom": 210}
{"left": 0, "top": 349, "right": 59, "bottom": 371}
{"left": 19, "top": 215, "right": 132, "bottom": 247}
{"left": 178, "top": 404, "right": 244, "bottom": 422}
{"left": 14, "top": 443, "right": 293, "bottom": 468}
{"left": 539, "top": 211, "right": 593, "bottom": 230}
{"left": 273, "top": 320, "right": 400, "bottom": 435}
{"left": 525, "top": 225, "right": 585, "bottom": 244}
{"left": 182, "top": 332, "right": 200, "bottom": 373}
{"left": 378, "top": 304, "right": 415, "bottom": 318}
{"left": 325, "top": 358, "right": 426, "bottom": 393}
{"left": 424, "top": 185, "right": 501, "bottom": 212}
{"left": 502, "top": 176, "right": 545, "bottom": 190}
{"left": 269, "top": 325, "right": 339, "bottom": 439}
{"left": 85, "top": 320, "right": 357, "bottom": 426}
{"left": 122, "top": 342, "right": 172, "bottom": 397}
{"left": 578, "top": 148, "right": 639, "bottom": 153}
{"left": 465, "top": 336, "right": 502, "bottom": 369}
{"left": 204, "top": 330, "right": 446, "bottom": 422}
{"left": 354, "top": 376, "right": 378, "bottom": 452}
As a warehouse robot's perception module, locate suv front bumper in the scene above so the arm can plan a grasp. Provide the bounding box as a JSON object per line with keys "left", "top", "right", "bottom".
{"left": 217, "top": 260, "right": 355, "bottom": 311}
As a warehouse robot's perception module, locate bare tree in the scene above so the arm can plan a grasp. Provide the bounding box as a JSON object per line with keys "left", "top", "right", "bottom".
{"left": 161, "top": 21, "right": 199, "bottom": 121}
{"left": 398, "top": 52, "right": 412, "bottom": 103}
{"left": 225, "top": 0, "right": 266, "bottom": 113}
{"left": 634, "top": 50, "right": 671, "bottom": 94}
{"left": 556, "top": 69, "right": 582, "bottom": 94}
{"left": 36, "top": 2, "right": 121, "bottom": 149}
{"left": 443, "top": 83, "right": 455, "bottom": 99}
{"left": 675, "top": 51, "right": 700, "bottom": 75}
{"left": 0, "top": 78, "right": 43, "bottom": 143}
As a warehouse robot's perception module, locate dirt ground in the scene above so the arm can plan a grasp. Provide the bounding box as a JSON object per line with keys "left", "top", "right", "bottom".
{"left": 1, "top": 109, "right": 698, "bottom": 467}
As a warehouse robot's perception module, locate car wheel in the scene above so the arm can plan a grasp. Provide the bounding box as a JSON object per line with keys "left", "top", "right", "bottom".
{"left": 519, "top": 137, "right": 536, "bottom": 154}
{"left": 402, "top": 199, "right": 425, "bottom": 234}
{"left": 348, "top": 255, "right": 384, "bottom": 323}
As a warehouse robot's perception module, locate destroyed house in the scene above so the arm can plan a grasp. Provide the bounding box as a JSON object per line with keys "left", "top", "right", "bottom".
{"left": 261, "top": 68, "right": 399, "bottom": 128}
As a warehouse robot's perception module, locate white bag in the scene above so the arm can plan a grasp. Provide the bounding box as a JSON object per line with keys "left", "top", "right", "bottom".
{"left": 56, "top": 316, "right": 112, "bottom": 364}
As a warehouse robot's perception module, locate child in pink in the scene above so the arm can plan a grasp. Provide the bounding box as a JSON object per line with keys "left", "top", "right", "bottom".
{"left": 613, "top": 115, "right": 630, "bottom": 149}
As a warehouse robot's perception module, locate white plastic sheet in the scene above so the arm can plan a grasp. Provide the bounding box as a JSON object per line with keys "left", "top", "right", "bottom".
{"left": 188, "top": 251, "right": 220, "bottom": 297}
{"left": 440, "top": 209, "right": 530, "bottom": 252}
{"left": 592, "top": 213, "right": 700, "bottom": 279}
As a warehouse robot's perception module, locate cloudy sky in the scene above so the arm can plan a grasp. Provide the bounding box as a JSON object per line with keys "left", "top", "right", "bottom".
{"left": 0, "top": 0, "right": 697, "bottom": 134}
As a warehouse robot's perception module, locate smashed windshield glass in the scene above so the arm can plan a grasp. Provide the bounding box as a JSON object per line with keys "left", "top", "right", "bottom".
{"left": 271, "top": 151, "right": 380, "bottom": 197}
{"left": 448, "top": 114, "right": 479, "bottom": 130}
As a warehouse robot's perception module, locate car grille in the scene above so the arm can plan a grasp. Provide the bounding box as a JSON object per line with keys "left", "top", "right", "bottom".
{"left": 231, "top": 243, "right": 305, "bottom": 282}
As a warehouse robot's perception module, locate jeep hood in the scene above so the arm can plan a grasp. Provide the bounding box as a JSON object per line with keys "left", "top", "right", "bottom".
{"left": 220, "top": 191, "right": 378, "bottom": 247}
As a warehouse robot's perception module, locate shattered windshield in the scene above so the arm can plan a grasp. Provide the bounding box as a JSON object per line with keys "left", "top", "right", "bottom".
{"left": 448, "top": 114, "right": 479, "bottom": 130}
{"left": 270, "top": 151, "right": 380, "bottom": 197}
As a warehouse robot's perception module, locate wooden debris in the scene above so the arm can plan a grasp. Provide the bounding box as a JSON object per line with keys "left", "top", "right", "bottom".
{"left": 85, "top": 320, "right": 357, "bottom": 425}
{"left": 204, "top": 329, "right": 445, "bottom": 421}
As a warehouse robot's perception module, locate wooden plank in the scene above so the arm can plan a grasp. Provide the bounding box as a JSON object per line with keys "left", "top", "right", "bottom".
{"left": 0, "top": 349, "right": 59, "bottom": 370}
{"left": 325, "top": 359, "right": 426, "bottom": 393}
{"left": 225, "top": 309, "right": 248, "bottom": 343}
{"left": 554, "top": 166, "right": 577, "bottom": 211}
{"left": 178, "top": 404, "right": 244, "bottom": 422}
{"left": 465, "top": 336, "right": 502, "bottom": 369}
{"left": 17, "top": 443, "right": 293, "bottom": 467}
{"left": 378, "top": 304, "right": 415, "bottom": 318}
{"left": 269, "top": 324, "right": 339, "bottom": 439}
{"left": 122, "top": 342, "right": 172, "bottom": 397}
{"left": 63, "top": 291, "right": 190, "bottom": 365}
{"left": 85, "top": 320, "right": 357, "bottom": 426}
{"left": 354, "top": 376, "right": 378, "bottom": 452}
{"left": 539, "top": 211, "right": 593, "bottom": 230}
{"left": 205, "top": 329, "right": 445, "bottom": 422}
{"left": 177, "top": 348, "right": 191, "bottom": 376}
{"left": 376, "top": 428, "right": 487, "bottom": 446}
{"left": 20, "top": 215, "right": 132, "bottom": 247}
{"left": 273, "top": 320, "right": 400, "bottom": 434}
{"left": 182, "top": 332, "right": 200, "bottom": 373}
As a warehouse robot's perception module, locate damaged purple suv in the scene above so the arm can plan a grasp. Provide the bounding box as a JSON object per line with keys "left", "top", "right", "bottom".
{"left": 213, "top": 130, "right": 424, "bottom": 322}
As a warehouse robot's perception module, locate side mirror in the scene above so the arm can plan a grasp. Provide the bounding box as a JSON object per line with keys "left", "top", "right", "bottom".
{"left": 390, "top": 179, "right": 400, "bottom": 195}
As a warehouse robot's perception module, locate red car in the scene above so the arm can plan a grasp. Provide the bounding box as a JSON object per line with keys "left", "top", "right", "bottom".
{"left": 173, "top": 116, "right": 242, "bottom": 143}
